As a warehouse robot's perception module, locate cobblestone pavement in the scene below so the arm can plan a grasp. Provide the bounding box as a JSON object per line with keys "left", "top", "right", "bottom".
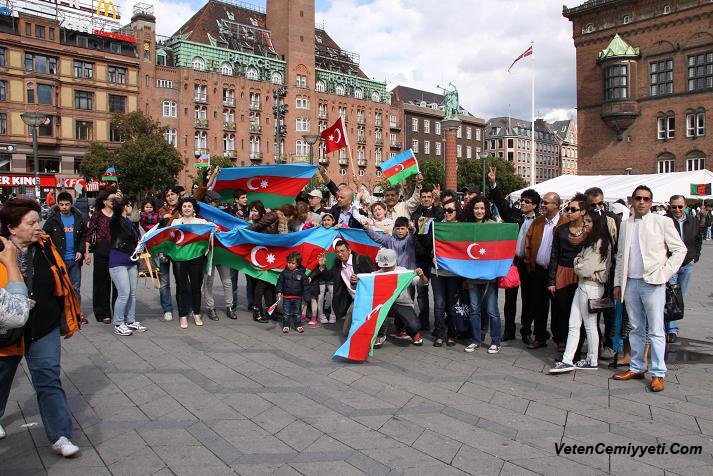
{"left": 3, "top": 244, "right": 713, "bottom": 475}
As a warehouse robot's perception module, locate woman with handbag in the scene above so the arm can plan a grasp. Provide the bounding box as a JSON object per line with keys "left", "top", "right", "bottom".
{"left": 549, "top": 210, "right": 611, "bottom": 373}
{"left": 85, "top": 189, "right": 119, "bottom": 323}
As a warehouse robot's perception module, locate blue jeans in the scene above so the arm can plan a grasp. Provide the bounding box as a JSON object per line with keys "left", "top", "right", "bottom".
{"left": 63, "top": 258, "right": 82, "bottom": 304}
{"left": 431, "top": 274, "right": 461, "bottom": 340}
{"left": 109, "top": 265, "right": 138, "bottom": 326}
{"left": 666, "top": 261, "right": 694, "bottom": 335}
{"left": 467, "top": 281, "right": 502, "bottom": 346}
{"left": 158, "top": 257, "right": 173, "bottom": 313}
{"left": 0, "top": 326, "right": 73, "bottom": 443}
{"left": 624, "top": 278, "right": 667, "bottom": 377}
{"left": 282, "top": 297, "right": 302, "bottom": 329}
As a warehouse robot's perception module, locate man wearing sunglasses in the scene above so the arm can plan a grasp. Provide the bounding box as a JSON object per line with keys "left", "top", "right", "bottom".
{"left": 612, "top": 185, "right": 686, "bottom": 392}
{"left": 663, "top": 194, "right": 702, "bottom": 343}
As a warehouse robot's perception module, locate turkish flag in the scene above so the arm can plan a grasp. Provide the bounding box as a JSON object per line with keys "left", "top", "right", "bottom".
{"left": 320, "top": 117, "right": 347, "bottom": 154}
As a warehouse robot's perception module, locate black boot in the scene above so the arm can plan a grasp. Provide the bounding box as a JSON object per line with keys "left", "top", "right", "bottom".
{"left": 227, "top": 307, "right": 237, "bottom": 320}
{"left": 253, "top": 306, "right": 268, "bottom": 322}
{"left": 207, "top": 308, "right": 219, "bottom": 321}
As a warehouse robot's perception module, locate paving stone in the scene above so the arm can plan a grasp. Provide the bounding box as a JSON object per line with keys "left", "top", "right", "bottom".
{"left": 274, "top": 420, "right": 323, "bottom": 451}
{"left": 412, "top": 428, "right": 462, "bottom": 464}
{"left": 105, "top": 445, "right": 167, "bottom": 475}
{"left": 93, "top": 429, "right": 148, "bottom": 465}
{"left": 378, "top": 416, "right": 425, "bottom": 445}
{"left": 290, "top": 460, "right": 367, "bottom": 475}
{"left": 450, "top": 443, "right": 506, "bottom": 475}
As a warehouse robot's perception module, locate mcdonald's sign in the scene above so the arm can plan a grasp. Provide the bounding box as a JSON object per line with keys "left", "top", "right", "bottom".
{"left": 95, "top": 0, "right": 117, "bottom": 19}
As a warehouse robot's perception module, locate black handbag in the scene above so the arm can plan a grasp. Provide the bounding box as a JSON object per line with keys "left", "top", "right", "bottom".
{"left": 588, "top": 297, "right": 615, "bottom": 313}
{"left": 664, "top": 283, "right": 684, "bottom": 322}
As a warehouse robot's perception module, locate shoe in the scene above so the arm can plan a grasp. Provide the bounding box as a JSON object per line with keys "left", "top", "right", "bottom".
{"left": 52, "top": 436, "right": 79, "bottom": 458}
{"left": 549, "top": 361, "right": 575, "bottom": 374}
{"left": 487, "top": 345, "right": 501, "bottom": 354}
{"left": 102, "top": 317, "right": 111, "bottom": 324}
{"left": 502, "top": 333, "right": 515, "bottom": 342}
{"left": 650, "top": 376, "right": 665, "bottom": 392}
{"left": 207, "top": 309, "right": 219, "bottom": 321}
{"left": 193, "top": 314, "right": 204, "bottom": 326}
{"left": 328, "top": 316, "right": 337, "bottom": 324}
{"left": 319, "top": 316, "right": 329, "bottom": 324}
{"left": 446, "top": 338, "right": 456, "bottom": 347}
{"left": 80, "top": 316, "right": 89, "bottom": 325}
{"left": 373, "top": 336, "right": 387, "bottom": 349}
{"left": 127, "top": 321, "right": 147, "bottom": 332}
{"left": 308, "top": 317, "right": 319, "bottom": 327}
{"left": 113, "top": 324, "right": 133, "bottom": 336}
{"left": 667, "top": 333, "right": 677, "bottom": 343}
{"left": 179, "top": 316, "right": 188, "bottom": 329}
{"left": 528, "top": 339, "right": 547, "bottom": 350}
{"left": 253, "top": 307, "right": 268, "bottom": 323}
{"left": 227, "top": 307, "right": 237, "bottom": 320}
{"left": 574, "top": 360, "right": 598, "bottom": 370}
{"left": 521, "top": 335, "right": 533, "bottom": 345}
{"left": 282, "top": 327, "right": 289, "bottom": 333}
{"left": 599, "top": 347, "right": 615, "bottom": 360}
{"left": 464, "top": 343, "right": 479, "bottom": 353}
{"left": 433, "top": 338, "right": 443, "bottom": 347}
{"left": 390, "top": 330, "right": 410, "bottom": 340}
{"left": 296, "top": 326, "right": 304, "bottom": 333}
{"left": 0, "top": 423, "right": 5, "bottom": 439}
{"left": 412, "top": 333, "right": 423, "bottom": 346}
{"left": 163, "top": 312, "right": 173, "bottom": 321}
{"left": 612, "top": 370, "right": 646, "bottom": 381}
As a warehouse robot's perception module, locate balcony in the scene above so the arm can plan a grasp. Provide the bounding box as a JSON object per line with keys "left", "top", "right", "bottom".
{"left": 390, "top": 141, "right": 402, "bottom": 149}
{"left": 357, "top": 159, "right": 367, "bottom": 168}
{"left": 194, "top": 119, "right": 208, "bottom": 129}
{"left": 318, "top": 111, "right": 328, "bottom": 119}
{"left": 249, "top": 124, "right": 262, "bottom": 134}
{"left": 339, "top": 158, "right": 349, "bottom": 166}
{"left": 375, "top": 138, "right": 383, "bottom": 146}
{"left": 290, "top": 155, "right": 310, "bottom": 164}
{"left": 223, "top": 98, "right": 235, "bottom": 107}
{"left": 375, "top": 119, "right": 383, "bottom": 128}
{"left": 357, "top": 136, "right": 366, "bottom": 145}
{"left": 389, "top": 122, "right": 401, "bottom": 131}
{"left": 375, "top": 160, "right": 382, "bottom": 167}
{"left": 357, "top": 116, "right": 365, "bottom": 125}
{"left": 601, "top": 100, "right": 640, "bottom": 139}
{"left": 249, "top": 103, "right": 261, "bottom": 111}
{"left": 223, "top": 121, "right": 236, "bottom": 131}
{"left": 223, "top": 150, "right": 237, "bottom": 159}
{"left": 194, "top": 148, "right": 208, "bottom": 156}
{"left": 194, "top": 95, "right": 207, "bottom": 104}
{"left": 249, "top": 152, "right": 263, "bottom": 162}
{"left": 318, "top": 157, "right": 329, "bottom": 165}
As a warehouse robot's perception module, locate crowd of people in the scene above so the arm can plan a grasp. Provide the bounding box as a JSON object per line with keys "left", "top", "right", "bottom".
{"left": 0, "top": 164, "right": 706, "bottom": 457}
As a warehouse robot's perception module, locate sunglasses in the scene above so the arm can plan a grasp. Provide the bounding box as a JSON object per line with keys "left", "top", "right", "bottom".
{"left": 589, "top": 202, "right": 604, "bottom": 208}
{"left": 670, "top": 205, "right": 685, "bottom": 209}
{"left": 633, "top": 195, "right": 652, "bottom": 202}
{"left": 565, "top": 207, "right": 581, "bottom": 213}
{"left": 541, "top": 200, "right": 551, "bottom": 206}
{"left": 520, "top": 199, "right": 532, "bottom": 205}
{"left": 444, "top": 208, "right": 457, "bottom": 214}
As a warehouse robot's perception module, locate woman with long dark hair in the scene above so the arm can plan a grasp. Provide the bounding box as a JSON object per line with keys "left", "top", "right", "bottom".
{"left": 85, "top": 188, "right": 118, "bottom": 323}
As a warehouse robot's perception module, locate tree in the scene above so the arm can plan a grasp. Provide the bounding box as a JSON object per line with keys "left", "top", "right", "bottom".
{"left": 419, "top": 158, "right": 444, "bottom": 190}
{"left": 80, "top": 112, "right": 183, "bottom": 196}
{"left": 191, "top": 155, "right": 235, "bottom": 186}
{"left": 455, "top": 157, "right": 526, "bottom": 196}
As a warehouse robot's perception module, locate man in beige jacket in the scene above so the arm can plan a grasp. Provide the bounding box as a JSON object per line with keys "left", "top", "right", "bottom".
{"left": 612, "top": 185, "right": 686, "bottom": 392}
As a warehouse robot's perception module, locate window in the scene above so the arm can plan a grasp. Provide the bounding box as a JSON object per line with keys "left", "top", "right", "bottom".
{"left": 249, "top": 136, "right": 260, "bottom": 154}
{"left": 412, "top": 139, "right": 419, "bottom": 153}
{"left": 411, "top": 117, "right": 418, "bottom": 132}
{"left": 194, "top": 105, "right": 207, "bottom": 120}
{"left": 424, "top": 120, "right": 430, "bottom": 134}
{"left": 73, "top": 61, "right": 94, "bottom": 79}
{"left": 335, "top": 84, "right": 345, "bottom": 96}
{"left": 686, "top": 111, "right": 706, "bottom": 137}
{"left": 156, "top": 79, "right": 173, "bottom": 88}
{"left": 687, "top": 53, "right": 713, "bottom": 92}
{"left": 37, "top": 84, "right": 53, "bottom": 105}
{"left": 109, "top": 122, "right": 122, "bottom": 142}
{"left": 162, "top": 100, "right": 177, "bottom": 117}
{"left": 295, "top": 140, "right": 308, "bottom": 156}
{"left": 164, "top": 128, "right": 177, "bottom": 146}
{"left": 466, "top": 146, "right": 472, "bottom": 159}
{"left": 315, "top": 80, "right": 325, "bottom": 92}
{"left": 192, "top": 56, "right": 205, "bottom": 71}
{"left": 25, "top": 22, "right": 31, "bottom": 36}
{"left": 339, "top": 106, "right": 347, "bottom": 122}
{"left": 296, "top": 118, "right": 309, "bottom": 132}
{"left": 584, "top": 23, "right": 594, "bottom": 33}
{"left": 424, "top": 140, "right": 430, "bottom": 154}
{"left": 649, "top": 59, "right": 673, "bottom": 96}
{"left": 0, "top": 113, "right": 6, "bottom": 134}
{"left": 0, "top": 47, "right": 5, "bottom": 66}
{"left": 223, "top": 88, "right": 235, "bottom": 106}
{"left": 686, "top": 153, "right": 706, "bottom": 171}
{"left": 109, "top": 94, "right": 126, "bottom": 113}
{"left": 389, "top": 115, "right": 397, "bottom": 127}
{"left": 24, "top": 53, "right": 58, "bottom": 74}
{"left": 466, "top": 127, "right": 472, "bottom": 140}
{"left": 295, "top": 74, "right": 307, "bottom": 88}
{"left": 194, "top": 131, "right": 207, "bottom": 149}
{"left": 37, "top": 117, "right": 53, "bottom": 137}
{"left": 75, "top": 120, "right": 93, "bottom": 140}
{"left": 435, "top": 122, "right": 441, "bottom": 135}
{"left": 435, "top": 142, "right": 441, "bottom": 156}
{"left": 35, "top": 25, "right": 45, "bottom": 39}
{"left": 107, "top": 66, "right": 126, "bottom": 84}
{"left": 390, "top": 132, "right": 397, "bottom": 145}
{"left": 249, "top": 92, "right": 260, "bottom": 109}
{"left": 371, "top": 91, "right": 380, "bottom": 102}
{"left": 224, "top": 133, "right": 235, "bottom": 152}
{"left": 0, "top": 80, "right": 5, "bottom": 101}
{"left": 457, "top": 126, "right": 462, "bottom": 138}
{"left": 605, "top": 64, "right": 628, "bottom": 100}
{"left": 457, "top": 144, "right": 462, "bottom": 158}
{"left": 622, "top": 15, "right": 631, "bottom": 24}
{"left": 354, "top": 88, "right": 363, "bottom": 99}
{"left": 223, "top": 108, "right": 235, "bottom": 123}
{"left": 663, "top": 4, "right": 671, "bottom": 14}
{"left": 194, "top": 84, "right": 207, "bottom": 102}
{"left": 296, "top": 96, "right": 309, "bottom": 109}
{"left": 74, "top": 90, "right": 93, "bottom": 110}
{"left": 657, "top": 114, "right": 675, "bottom": 139}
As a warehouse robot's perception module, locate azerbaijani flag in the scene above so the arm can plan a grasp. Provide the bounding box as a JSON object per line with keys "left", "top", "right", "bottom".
{"left": 195, "top": 153, "right": 210, "bottom": 168}
{"left": 380, "top": 149, "right": 419, "bottom": 185}
{"left": 433, "top": 222, "right": 517, "bottom": 280}
{"left": 197, "top": 202, "right": 248, "bottom": 232}
{"left": 333, "top": 270, "right": 416, "bottom": 361}
{"left": 102, "top": 166, "right": 118, "bottom": 182}
{"left": 210, "top": 164, "right": 317, "bottom": 208}
{"left": 334, "top": 228, "right": 382, "bottom": 263}
{"left": 137, "top": 223, "right": 215, "bottom": 262}
{"left": 417, "top": 217, "right": 435, "bottom": 235}
{"left": 213, "top": 226, "right": 336, "bottom": 284}
{"left": 690, "top": 183, "right": 712, "bottom": 196}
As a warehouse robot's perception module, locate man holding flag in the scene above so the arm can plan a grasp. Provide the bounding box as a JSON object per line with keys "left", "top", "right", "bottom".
{"left": 379, "top": 149, "right": 423, "bottom": 221}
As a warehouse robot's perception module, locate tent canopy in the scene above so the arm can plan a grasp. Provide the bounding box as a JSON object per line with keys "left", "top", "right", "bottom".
{"left": 508, "top": 170, "right": 713, "bottom": 203}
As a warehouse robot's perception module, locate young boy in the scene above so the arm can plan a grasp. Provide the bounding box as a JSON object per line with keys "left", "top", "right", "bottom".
{"left": 364, "top": 216, "right": 416, "bottom": 269}
{"left": 276, "top": 252, "right": 310, "bottom": 333}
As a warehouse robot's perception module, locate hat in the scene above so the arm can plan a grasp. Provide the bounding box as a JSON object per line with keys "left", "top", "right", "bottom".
{"left": 308, "top": 189, "right": 323, "bottom": 199}
{"left": 611, "top": 202, "right": 628, "bottom": 216}
{"left": 204, "top": 190, "right": 221, "bottom": 204}
{"left": 460, "top": 184, "right": 480, "bottom": 194}
{"left": 376, "top": 248, "right": 397, "bottom": 268}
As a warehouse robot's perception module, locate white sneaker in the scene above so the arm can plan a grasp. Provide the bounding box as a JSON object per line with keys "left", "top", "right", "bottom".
{"left": 113, "top": 324, "right": 133, "bottom": 336}
{"left": 127, "top": 321, "right": 147, "bottom": 332}
{"left": 464, "top": 343, "right": 479, "bottom": 353}
{"left": 0, "top": 423, "right": 6, "bottom": 439}
{"left": 319, "top": 316, "right": 329, "bottom": 324}
{"left": 487, "top": 345, "right": 501, "bottom": 354}
{"left": 52, "top": 436, "right": 79, "bottom": 457}
{"left": 328, "top": 316, "right": 336, "bottom": 324}
{"left": 163, "top": 312, "right": 173, "bottom": 321}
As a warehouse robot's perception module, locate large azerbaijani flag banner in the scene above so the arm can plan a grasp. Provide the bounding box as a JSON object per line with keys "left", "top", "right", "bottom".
{"left": 333, "top": 270, "right": 416, "bottom": 361}
{"left": 137, "top": 223, "right": 215, "bottom": 262}
{"left": 379, "top": 149, "right": 419, "bottom": 185}
{"left": 210, "top": 164, "right": 317, "bottom": 209}
{"left": 197, "top": 202, "right": 248, "bottom": 232}
{"left": 213, "top": 226, "right": 336, "bottom": 284}
{"left": 433, "top": 222, "right": 517, "bottom": 280}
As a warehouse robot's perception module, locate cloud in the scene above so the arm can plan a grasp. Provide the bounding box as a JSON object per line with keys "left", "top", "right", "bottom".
{"left": 118, "top": 0, "right": 201, "bottom": 37}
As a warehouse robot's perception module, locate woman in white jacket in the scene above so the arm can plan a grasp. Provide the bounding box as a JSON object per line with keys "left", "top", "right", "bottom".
{"left": 549, "top": 210, "right": 612, "bottom": 373}
{"left": 0, "top": 236, "right": 30, "bottom": 330}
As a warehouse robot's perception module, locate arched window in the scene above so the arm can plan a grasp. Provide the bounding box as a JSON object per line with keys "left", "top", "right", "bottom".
{"left": 194, "top": 131, "right": 207, "bottom": 149}
{"left": 657, "top": 152, "right": 675, "bottom": 173}
{"left": 315, "top": 80, "right": 326, "bottom": 92}
{"left": 156, "top": 50, "right": 166, "bottom": 66}
{"left": 271, "top": 71, "right": 283, "bottom": 84}
{"left": 685, "top": 150, "right": 706, "bottom": 171}
{"left": 371, "top": 91, "right": 381, "bottom": 102}
{"left": 245, "top": 66, "right": 259, "bottom": 80}
{"left": 220, "top": 62, "right": 233, "bottom": 75}
{"left": 162, "top": 100, "right": 177, "bottom": 117}
{"left": 584, "top": 23, "right": 594, "bottom": 33}
{"left": 354, "top": 87, "right": 363, "bottom": 99}
{"left": 224, "top": 133, "right": 235, "bottom": 152}
{"left": 335, "top": 84, "right": 345, "bottom": 96}
{"left": 192, "top": 56, "right": 205, "bottom": 71}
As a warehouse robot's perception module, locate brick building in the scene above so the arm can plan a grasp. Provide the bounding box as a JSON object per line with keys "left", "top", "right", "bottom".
{"left": 0, "top": 1, "right": 139, "bottom": 196}
{"left": 390, "top": 85, "right": 485, "bottom": 169}
{"left": 130, "top": 0, "right": 394, "bottom": 189}
{"left": 563, "top": 0, "right": 713, "bottom": 175}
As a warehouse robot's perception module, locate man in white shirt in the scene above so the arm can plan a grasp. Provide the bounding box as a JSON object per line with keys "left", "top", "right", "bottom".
{"left": 612, "top": 185, "right": 686, "bottom": 392}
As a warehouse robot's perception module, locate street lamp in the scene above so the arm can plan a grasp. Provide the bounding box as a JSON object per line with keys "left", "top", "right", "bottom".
{"left": 302, "top": 134, "right": 320, "bottom": 165}
{"left": 479, "top": 151, "right": 489, "bottom": 193}
{"left": 21, "top": 112, "right": 51, "bottom": 200}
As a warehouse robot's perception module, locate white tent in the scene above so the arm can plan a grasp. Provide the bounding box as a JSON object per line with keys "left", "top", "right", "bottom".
{"left": 508, "top": 169, "right": 713, "bottom": 203}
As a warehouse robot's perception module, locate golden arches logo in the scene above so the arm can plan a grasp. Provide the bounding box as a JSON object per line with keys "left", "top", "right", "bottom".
{"left": 95, "top": 0, "right": 117, "bottom": 19}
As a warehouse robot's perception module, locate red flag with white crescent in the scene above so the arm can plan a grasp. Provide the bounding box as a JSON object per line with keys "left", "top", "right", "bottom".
{"left": 320, "top": 117, "right": 348, "bottom": 154}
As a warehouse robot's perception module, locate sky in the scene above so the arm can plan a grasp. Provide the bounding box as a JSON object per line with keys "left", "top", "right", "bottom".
{"left": 116, "top": 0, "right": 583, "bottom": 122}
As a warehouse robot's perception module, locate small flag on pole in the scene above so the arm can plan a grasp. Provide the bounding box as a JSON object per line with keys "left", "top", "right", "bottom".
{"left": 101, "top": 166, "right": 118, "bottom": 182}
{"left": 266, "top": 296, "right": 281, "bottom": 316}
{"left": 379, "top": 149, "right": 419, "bottom": 185}
{"left": 195, "top": 153, "right": 210, "bottom": 168}
{"left": 508, "top": 45, "right": 533, "bottom": 73}
{"left": 690, "top": 183, "right": 712, "bottom": 196}
{"left": 417, "top": 217, "right": 435, "bottom": 235}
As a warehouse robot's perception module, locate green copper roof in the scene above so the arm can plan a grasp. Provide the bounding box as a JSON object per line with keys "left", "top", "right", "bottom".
{"left": 598, "top": 34, "right": 640, "bottom": 61}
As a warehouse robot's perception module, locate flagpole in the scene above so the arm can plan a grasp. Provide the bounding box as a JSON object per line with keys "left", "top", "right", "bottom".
{"left": 530, "top": 41, "right": 535, "bottom": 188}
{"left": 343, "top": 119, "right": 358, "bottom": 180}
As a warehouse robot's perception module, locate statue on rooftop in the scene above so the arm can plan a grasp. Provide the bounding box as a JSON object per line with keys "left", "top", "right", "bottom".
{"left": 438, "top": 83, "right": 459, "bottom": 120}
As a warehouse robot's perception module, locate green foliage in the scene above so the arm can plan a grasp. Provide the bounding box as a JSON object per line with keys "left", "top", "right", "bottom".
{"left": 419, "top": 158, "right": 445, "bottom": 190}
{"left": 80, "top": 112, "right": 184, "bottom": 196}
{"left": 455, "top": 157, "right": 526, "bottom": 196}
{"left": 191, "top": 155, "right": 235, "bottom": 186}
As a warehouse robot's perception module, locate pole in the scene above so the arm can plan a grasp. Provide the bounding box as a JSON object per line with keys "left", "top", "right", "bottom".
{"left": 530, "top": 41, "right": 536, "bottom": 187}
{"left": 31, "top": 125, "right": 40, "bottom": 200}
